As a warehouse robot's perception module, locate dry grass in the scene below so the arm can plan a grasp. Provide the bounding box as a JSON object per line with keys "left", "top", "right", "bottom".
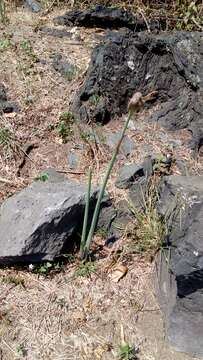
{"left": 0, "top": 257, "right": 189, "bottom": 360}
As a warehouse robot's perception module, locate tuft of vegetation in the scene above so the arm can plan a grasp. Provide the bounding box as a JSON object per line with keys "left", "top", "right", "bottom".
{"left": 34, "top": 173, "right": 49, "bottom": 182}
{"left": 89, "top": 94, "right": 100, "bottom": 107}
{"left": 20, "top": 39, "right": 38, "bottom": 63}
{"left": 57, "top": 111, "right": 74, "bottom": 143}
{"left": 0, "top": 39, "right": 13, "bottom": 52}
{"left": 16, "top": 63, "right": 34, "bottom": 76}
{"left": 118, "top": 342, "right": 138, "bottom": 360}
{"left": 1, "top": 275, "right": 25, "bottom": 287}
{"left": 126, "top": 179, "right": 167, "bottom": 258}
{"left": 63, "top": 66, "right": 76, "bottom": 82}
{"left": 0, "top": 127, "right": 12, "bottom": 147}
{"left": 31, "top": 261, "right": 64, "bottom": 275}
{"left": 16, "top": 344, "right": 27, "bottom": 358}
{"left": 74, "top": 262, "right": 96, "bottom": 277}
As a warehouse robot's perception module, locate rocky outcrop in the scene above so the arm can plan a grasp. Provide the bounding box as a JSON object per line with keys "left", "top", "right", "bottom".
{"left": 73, "top": 30, "right": 203, "bottom": 151}
{"left": 0, "top": 169, "right": 104, "bottom": 265}
{"left": 155, "top": 175, "right": 203, "bottom": 358}
{"left": 54, "top": 5, "right": 165, "bottom": 31}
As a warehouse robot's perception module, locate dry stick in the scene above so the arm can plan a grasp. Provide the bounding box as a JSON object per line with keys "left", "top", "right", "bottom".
{"left": 0, "top": 176, "right": 14, "bottom": 184}
{"left": 81, "top": 110, "right": 133, "bottom": 260}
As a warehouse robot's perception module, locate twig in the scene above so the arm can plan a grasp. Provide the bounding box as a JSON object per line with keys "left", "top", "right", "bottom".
{"left": 191, "top": 16, "right": 203, "bottom": 30}
{"left": 138, "top": 7, "right": 151, "bottom": 32}
{"left": 56, "top": 169, "right": 85, "bottom": 175}
{"left": 0, "top": 176, "right": 14, "bottom": 184}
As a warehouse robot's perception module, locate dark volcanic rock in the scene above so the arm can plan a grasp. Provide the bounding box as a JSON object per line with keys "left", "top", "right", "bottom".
{"left": 73, "top": 31, "right": 203, "bottom": 146}
{"left": 97, "top": 202, "right": 133, "bottom": 246}
{"left": 0, "top": 170, "right": 103, "bottom": 265}
{"left": 0, "top": 83, "right": 17, "bottom": 113}
{"left": 155, "top": 175, "right": 203, "bottom": 358}
{"left": 54, "top": 5, "right": 164, "bottom": 32}
{"left": 115, "top": 163, "right": 145, "bottom": 189}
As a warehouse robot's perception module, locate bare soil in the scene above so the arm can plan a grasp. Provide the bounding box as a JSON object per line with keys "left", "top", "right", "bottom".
{"left": 0, "top": 5, "right": 202, "bottom": 360}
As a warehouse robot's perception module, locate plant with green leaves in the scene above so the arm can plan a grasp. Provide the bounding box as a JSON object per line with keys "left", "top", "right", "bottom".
{"left": 58, "top": 111, "right": 74, "bottom": 143}
{"left": 127, "top": 180, "right": 166, "bottom": 257}
{"left": 74, "top": 262, "right": 96, "bottom": 277}
{"left": 0, "top": 127, "right": 12, "bottom": 146}
{"left": 16, "top": 344, "right": 26, "bottom": 358}
{"left": 34, "top": 173, "right": 49, "bottom": 182}
{"left": 20, "top": 39, "right": 38, "bottom": 63}
{"left": 0, "top": 39, "right": 13, "bottom": 52}
{"left": 118, "top": 342, "right": 138, "bottom": 360}
{"left": 79, "top": 91, "right": 157, "bottom": 260}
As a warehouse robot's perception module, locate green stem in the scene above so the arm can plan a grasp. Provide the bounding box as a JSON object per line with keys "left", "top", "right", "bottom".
{"left": 81, "top": 110, "right": 133, "bottom": 260}
{"left": 80, "top": 167, "right": 92, "bottom": 258}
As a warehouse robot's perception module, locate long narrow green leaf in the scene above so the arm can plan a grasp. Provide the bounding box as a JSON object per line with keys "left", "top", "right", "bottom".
{"left": 80, "top": 167, "right": 92, "bottom": 258}
{"left": 81, "top": 110, "right": 133, "bottom": 260}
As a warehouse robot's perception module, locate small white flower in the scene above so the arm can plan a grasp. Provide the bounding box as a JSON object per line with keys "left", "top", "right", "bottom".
{"left": 127, "top": 60, "right": 135, "bottom": 70}
{"left": 29, "top": 264, "right": 34, "bottom": 271}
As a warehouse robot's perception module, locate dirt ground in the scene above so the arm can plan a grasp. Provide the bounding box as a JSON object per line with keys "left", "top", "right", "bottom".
{"left": 0, "top": 5, "right": 203, "bottom": 360}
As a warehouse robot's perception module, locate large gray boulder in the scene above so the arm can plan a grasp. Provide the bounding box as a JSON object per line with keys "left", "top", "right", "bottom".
{"left": 155, "top": 175, "right": 203, "bottom": 358}
{"left": 0, "top": 169, "right": 100, "bottom": 265}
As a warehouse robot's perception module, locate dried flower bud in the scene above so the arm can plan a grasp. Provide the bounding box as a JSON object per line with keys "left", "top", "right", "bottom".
{"left": 128, "top": 92, "right": 144, "bottom": 113}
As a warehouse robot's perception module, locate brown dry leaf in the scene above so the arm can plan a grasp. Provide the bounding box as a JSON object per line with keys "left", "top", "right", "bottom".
{"left": 109, "top": 264, "right": 128, "bottom": 283}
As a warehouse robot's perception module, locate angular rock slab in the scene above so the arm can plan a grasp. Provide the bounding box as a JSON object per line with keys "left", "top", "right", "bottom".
{"left": 73, "top": 31, "right": 203, "bottom": 149}
{"left": 155, "top": 175, "right": 203, "bottom": 358}
{"left": 0, "top": 174, "right": 98, "bottom": 265}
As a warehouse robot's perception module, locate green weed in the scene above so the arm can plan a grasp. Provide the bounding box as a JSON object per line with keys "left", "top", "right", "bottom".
{"left": 118, "top": 342, "right": 138, "bottom": 360}
{"left": 89, "top": 94, "right": 100, "bottom": 106}
{"left": 33, "top": 261, "right": 63, "bottom": 274}
{"left": 58, "top": 111, "right": 74, "bottom": 143}
{"left": 75, "top": 262, "right": 96, "bottom": 277}
{"left": 16, "top": 344, "right": 26, "bottom": 358}
{"left": 64, "top": 66, "right": 76, "bottom": 81}
{"left": 34, "top": 173, "right": 49, "bottom": 182}
{"left": 16, "top": 63, "right": 33, "bottom": 76}
{"left": 0, "top": 39, "right": 13, "bottom": 52}
{"left": 20, "top": 39, "right": 38, "bottom": 62}
{"left": 0, "top": 127, "right": 12, "bottom": 146}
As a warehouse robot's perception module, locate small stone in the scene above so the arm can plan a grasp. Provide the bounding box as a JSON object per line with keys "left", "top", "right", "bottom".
{"left": 115, "top": 164, "right": 144, "bottom": 189}
{"left": 106, "top": 132, "right": 135, "bottom": 157}
{"left": 25, "top": 0, "right": 41, "bottom": 13}
{"left": 67, "top": 153, "right": 79, "bottom": 169}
